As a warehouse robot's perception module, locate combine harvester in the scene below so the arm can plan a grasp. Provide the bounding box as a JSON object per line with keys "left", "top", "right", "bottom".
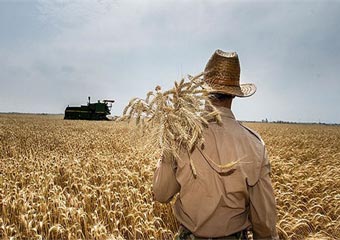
{"left": 64, "top": 97, "right": 115, "bottom": 120}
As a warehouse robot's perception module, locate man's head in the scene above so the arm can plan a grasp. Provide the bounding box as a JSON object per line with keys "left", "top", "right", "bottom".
{"left": 203, "top": 50, "right": 256, "bottom": 98}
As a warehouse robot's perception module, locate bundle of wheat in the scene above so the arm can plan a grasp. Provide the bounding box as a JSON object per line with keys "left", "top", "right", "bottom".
{"left": 120, "top": 73, "right": 226, "bottom": 176}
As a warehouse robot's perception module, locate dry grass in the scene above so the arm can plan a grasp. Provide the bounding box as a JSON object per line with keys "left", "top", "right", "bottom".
{"left": 0, "top": 114, "right": 339, "bottom": 239}
{"left": 0, "top": 114, "right": 176, "bottom": 239}
{"left": 247, "top": 123, "right": 340, "bottom": 240}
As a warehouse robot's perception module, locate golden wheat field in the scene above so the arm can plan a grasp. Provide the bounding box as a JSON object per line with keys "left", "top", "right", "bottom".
{"left": 0, "top": 114, "right": 339, "bottom": 240}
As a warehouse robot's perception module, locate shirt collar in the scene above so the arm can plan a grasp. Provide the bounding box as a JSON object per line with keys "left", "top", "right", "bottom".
{"left": 215, "top": 106, "right": 235, "bottom": 119}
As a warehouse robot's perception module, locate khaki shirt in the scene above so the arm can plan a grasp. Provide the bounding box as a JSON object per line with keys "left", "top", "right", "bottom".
{"left": 153, "top": 107, "right": 279, "bottom": 239}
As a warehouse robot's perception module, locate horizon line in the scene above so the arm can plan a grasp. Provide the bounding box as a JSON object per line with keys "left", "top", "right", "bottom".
{"left": 1, "top": 111, "right": 339, "bottom": 125}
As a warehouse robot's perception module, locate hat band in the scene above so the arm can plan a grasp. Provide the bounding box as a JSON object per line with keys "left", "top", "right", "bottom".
{"left": 207, "top": 84, "right": 242, "bottom": 91}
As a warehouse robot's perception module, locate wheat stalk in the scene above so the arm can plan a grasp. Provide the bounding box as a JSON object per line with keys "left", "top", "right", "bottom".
{"left": 120, "top": 73, "right": 222, "bottom": 177}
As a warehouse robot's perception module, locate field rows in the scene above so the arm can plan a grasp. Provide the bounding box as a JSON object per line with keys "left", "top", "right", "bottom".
{"left": 0, "top": 115, "right": 339, "bottom": 239}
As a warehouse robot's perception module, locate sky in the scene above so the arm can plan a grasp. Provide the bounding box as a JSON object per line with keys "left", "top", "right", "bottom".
{"left": 0, "top": 0, "right": 339, "bottom": 123}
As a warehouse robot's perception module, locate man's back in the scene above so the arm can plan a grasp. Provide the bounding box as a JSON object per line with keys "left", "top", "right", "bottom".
{"left": 153, "top": 107, "right": 278, "bottom": 238}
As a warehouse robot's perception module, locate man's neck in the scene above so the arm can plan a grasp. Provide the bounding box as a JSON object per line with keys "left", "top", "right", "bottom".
{"left": 211, "top": 99, "right": 233, "bottom": 109}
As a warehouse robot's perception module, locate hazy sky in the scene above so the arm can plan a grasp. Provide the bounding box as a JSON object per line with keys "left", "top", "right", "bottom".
{"left": 1, "top": 0, "right": 339, "bottom": 123}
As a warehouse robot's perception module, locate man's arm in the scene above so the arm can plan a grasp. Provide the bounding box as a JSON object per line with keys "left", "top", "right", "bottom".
{"left": 248, "top": 149, "right": 279, "bottom": 240}
{"left": 153, "top": 155, "right": 180, "bottom": 203}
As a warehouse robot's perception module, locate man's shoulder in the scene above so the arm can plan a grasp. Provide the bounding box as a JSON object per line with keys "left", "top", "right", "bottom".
{"left": 237, "top": 122, "right": 265, "bottom": 146}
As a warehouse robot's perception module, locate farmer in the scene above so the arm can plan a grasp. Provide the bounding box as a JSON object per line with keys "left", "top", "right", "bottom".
{"left": 153, "top": 50, "right": 279, "bottom": 240}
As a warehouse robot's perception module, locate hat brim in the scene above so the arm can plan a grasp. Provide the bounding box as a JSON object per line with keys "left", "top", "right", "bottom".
{"left": 203, "top": 83, "right": 256, "bottom": 97}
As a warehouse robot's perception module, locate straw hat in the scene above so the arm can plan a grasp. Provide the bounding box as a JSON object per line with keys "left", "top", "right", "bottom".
{"left": 203, "top": 49, "right": 256, "bottom": 97}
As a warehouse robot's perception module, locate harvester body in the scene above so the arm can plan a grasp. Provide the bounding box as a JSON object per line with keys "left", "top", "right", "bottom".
{"left": 64, "top": 97, "right": 114, "bottom": 120}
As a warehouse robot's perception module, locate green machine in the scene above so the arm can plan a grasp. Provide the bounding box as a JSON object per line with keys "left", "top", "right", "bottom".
{"left": 64, "top": 97, "right": 115, "bottom": 120}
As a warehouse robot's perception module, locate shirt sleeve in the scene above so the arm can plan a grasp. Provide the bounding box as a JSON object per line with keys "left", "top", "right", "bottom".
{"left": 152, "top": 155, "right": 180, "bottom": 203}
{"left": 248, "top": 148, "right": 279, "bottom": 240}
